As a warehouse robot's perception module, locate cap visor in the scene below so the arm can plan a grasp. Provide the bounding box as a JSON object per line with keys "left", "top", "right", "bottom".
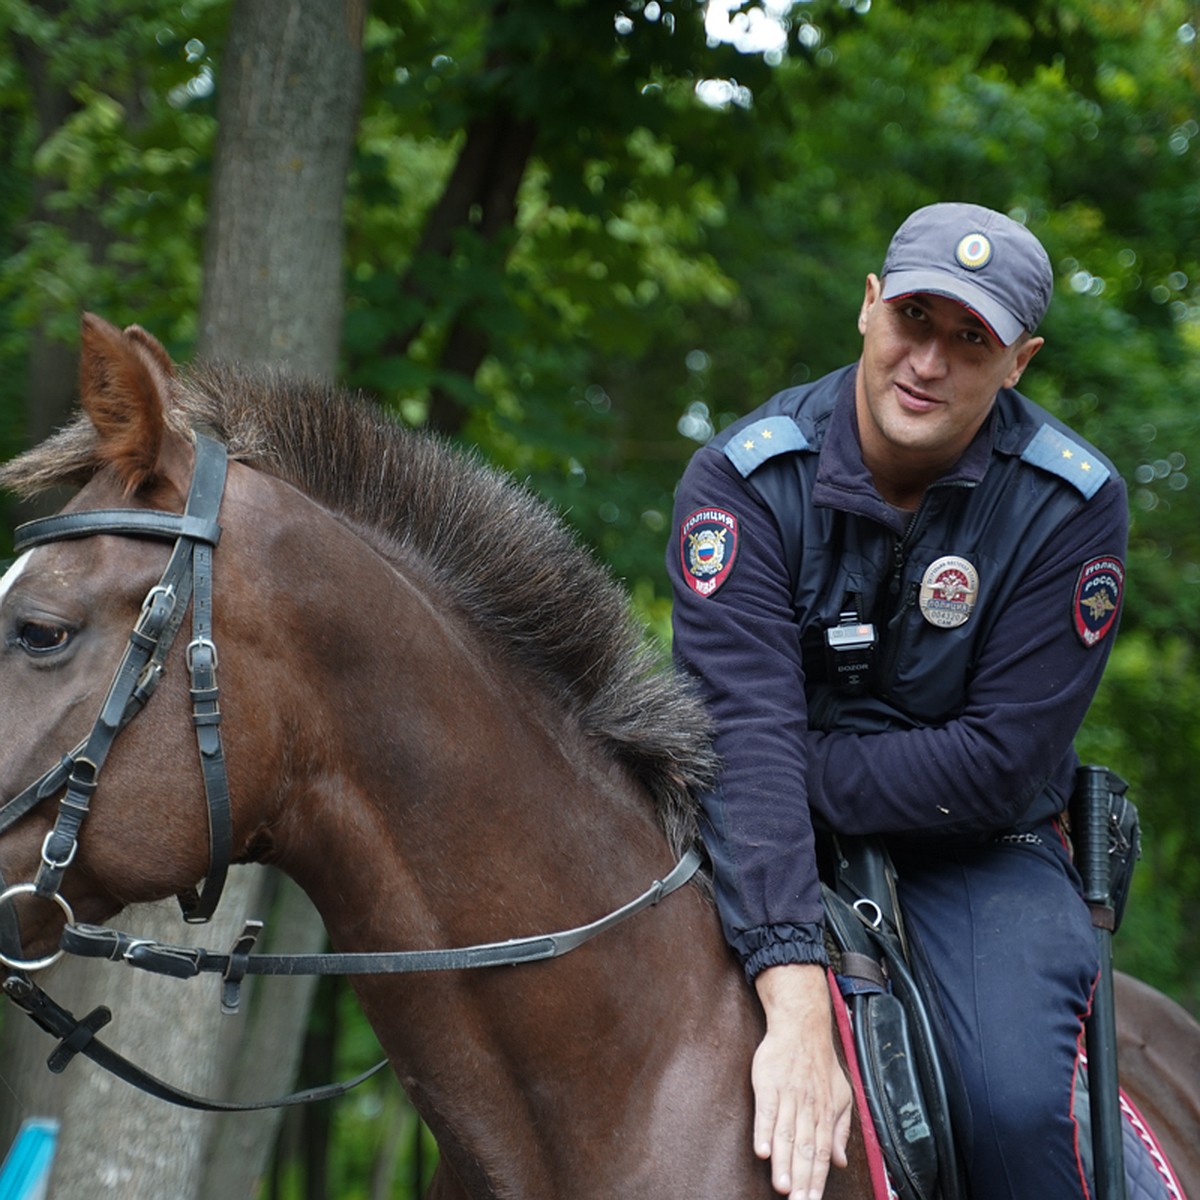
{"left": 881, "top": 269, "right": 1024, "bottom": 345}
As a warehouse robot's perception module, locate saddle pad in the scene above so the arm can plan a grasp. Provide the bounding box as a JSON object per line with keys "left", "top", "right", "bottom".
{"left": 1077, "top": 1051, "right": 1189, "bottom": 1200}
{"left": 1119, "top": 1087, "right": 1188, "bottom": 1200}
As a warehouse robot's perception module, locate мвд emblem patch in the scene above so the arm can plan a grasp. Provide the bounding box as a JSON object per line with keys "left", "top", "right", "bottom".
{"left": 680, "top": 508, "right": 738, "bottom": 597}
{"left": 1073, "top": 556, "right": 1124, "bottom": 647}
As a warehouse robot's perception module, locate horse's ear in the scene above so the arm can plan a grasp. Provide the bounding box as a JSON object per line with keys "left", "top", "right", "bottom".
{"left": 122, "top": 323, "right": 177, "bottom": 380}
{"left": 78, "top": 312, "right": 175, "bottom": 497}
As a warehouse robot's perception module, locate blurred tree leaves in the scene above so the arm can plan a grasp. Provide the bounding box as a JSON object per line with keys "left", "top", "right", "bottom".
{"left": 0, "top": 0, "right": 221, "bottom": 353}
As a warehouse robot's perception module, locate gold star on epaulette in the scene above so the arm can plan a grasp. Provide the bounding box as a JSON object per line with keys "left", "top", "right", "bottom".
{"left": 761, "top": 428, "right": 773, "bottom": 439}
{"left": 1081, "top": 461, "right": 1092, "bottom": 472}
{"left": 742, "top": 439, "right": 755, "bottom": 451}
{"left": 1062, "top": 448, "right": 1074, "bottom": 460}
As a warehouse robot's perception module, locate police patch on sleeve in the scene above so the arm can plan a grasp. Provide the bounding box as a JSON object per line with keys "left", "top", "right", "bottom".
{"left": 1073, "top": 556, "right": 1124, "bottom": 647}
{"left": 680, "top": 508, "right": 738, "bottom": 597}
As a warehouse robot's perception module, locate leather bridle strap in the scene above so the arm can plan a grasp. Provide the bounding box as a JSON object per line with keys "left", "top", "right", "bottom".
{"left": 10, "top": 434, "right": 233, "bottom": 923}
{"left": 15, "top": 510, "right": 222, "bottom": 546}
{"left": 0, "top": 746, "right": 87, "bottom": 841}
{"left": 61, "top": 845, "right": 705, "bottom": 999}
{"left": 28, "top": 564, "right": 184, "bottom": 899}
{"left": 2, "top": 845, "right": 702, "bottom": 1112}
{"left": 177, "top": 483, "right": 230, "bottom": 923}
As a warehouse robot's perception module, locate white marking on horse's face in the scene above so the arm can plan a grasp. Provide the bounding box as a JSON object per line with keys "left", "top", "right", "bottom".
{"left": 0, "top": 552, "right": 31, "bottom": 606}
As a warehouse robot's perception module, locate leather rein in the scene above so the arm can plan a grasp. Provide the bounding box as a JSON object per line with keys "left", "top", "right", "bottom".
{"left": 0, "top": 433, "right": 701, "bottom": 1111}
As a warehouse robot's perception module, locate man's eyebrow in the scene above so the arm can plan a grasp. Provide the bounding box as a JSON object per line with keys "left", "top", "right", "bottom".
{"left": 903, "top": 292, "right": 999, "bottom": 339}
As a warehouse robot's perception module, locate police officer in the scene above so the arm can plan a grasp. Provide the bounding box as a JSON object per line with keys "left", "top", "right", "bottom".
{"left": 668, "top": 203, "right": 1127, "bottom": 1200}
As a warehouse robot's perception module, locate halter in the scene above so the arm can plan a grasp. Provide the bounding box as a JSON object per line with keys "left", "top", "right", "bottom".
{"left": 0, "top": 431, "right": 703, "bottom": 1111}
{"left": 0, "top": 432, "right": 233, "bottom": 970}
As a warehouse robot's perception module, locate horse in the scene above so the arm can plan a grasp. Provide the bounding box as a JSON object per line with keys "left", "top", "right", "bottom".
{"left": 0, "top": 315, "right": 1195, "bottom": 1200}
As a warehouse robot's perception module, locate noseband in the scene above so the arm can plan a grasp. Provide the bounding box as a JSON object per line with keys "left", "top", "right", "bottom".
{"left": 0, "top": 433, "right": 233, "bottom": 969}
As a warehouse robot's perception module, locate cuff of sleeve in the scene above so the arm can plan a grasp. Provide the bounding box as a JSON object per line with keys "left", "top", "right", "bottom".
{"left": 736, "top": 922, "right": 829, "bottom": 985}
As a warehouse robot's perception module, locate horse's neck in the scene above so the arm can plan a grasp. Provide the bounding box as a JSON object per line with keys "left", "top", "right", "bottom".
{"left": 278, "top": 584, "right": 669, "bottom": 930}
{"left": 251, "top": 509, "right": 674, "bottom": 937}
{"left": 282, "top": 649, "right": 755, "bottom": 1193}
{"left": 229, "top": 490, "right": 764, "bottom": 1194}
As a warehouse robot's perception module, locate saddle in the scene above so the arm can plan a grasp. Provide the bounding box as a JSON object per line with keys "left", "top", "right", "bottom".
{"left": 821, "top": 835, "right": 964, "bottom": 1200}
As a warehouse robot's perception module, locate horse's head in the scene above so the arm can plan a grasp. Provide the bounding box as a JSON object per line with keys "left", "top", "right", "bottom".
{"left": 0, "top": 316, "right": 235, "bottom": 968}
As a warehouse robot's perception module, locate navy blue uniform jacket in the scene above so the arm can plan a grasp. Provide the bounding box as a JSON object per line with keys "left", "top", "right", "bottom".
{"left": 668, "top": 365, "right": 1128, "bottom": 982}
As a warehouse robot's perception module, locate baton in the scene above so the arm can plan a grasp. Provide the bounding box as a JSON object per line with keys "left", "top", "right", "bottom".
{"left": 1073, "top": 765, "right": 1127, "bottom": 1200}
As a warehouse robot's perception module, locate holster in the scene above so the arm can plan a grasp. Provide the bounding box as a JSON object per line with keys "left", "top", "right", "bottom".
{"left": 1105, "top": 778, "right": 1140, "bottom": 933}
{"left": 823, "top": 836, "right": 964, "bottom": 1200}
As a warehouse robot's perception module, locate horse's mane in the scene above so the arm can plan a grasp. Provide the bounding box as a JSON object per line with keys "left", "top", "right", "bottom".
{"left": 1, "top": 362, "right": 717, "bottom": 855}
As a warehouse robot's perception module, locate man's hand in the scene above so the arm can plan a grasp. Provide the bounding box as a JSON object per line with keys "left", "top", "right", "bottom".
{"left": 752, "top": 962, "right": 853, "bottom": 1199}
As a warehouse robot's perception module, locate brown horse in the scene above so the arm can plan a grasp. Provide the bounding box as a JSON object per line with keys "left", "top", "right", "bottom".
{"left": 0, "top": 316, "right": 1195, "bottom": 1199}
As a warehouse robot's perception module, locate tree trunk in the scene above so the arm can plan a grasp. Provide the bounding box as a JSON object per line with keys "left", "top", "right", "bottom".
{"left": 194, "top": 3, "right": 367, "bottom": 1196}
{"left": 196, "top": 877, "right": 331, "bottom": 1200}
{"left": 197, "top": 0, "right": 367, "bottom": 377}
{"left": 382, "top": 105, "right": 538, "bottom": 436}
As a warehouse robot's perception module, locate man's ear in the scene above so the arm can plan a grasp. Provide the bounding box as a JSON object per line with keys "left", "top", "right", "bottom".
{"left": 858, "top": 273, "right": 883, "bottom": 336}
{"left": 1004, "top": 334, "right": 1044, "bottom": 389}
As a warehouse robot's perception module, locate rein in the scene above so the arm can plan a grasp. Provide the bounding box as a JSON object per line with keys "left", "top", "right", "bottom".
{"left": 0, "top": 433, "right": 704, "bottom": 1111}
{"left": 60, "top": 846, "right": 703, "bottom": 1005}
{"left": 1, "top": 848, "right": 699, "bottom": 1113}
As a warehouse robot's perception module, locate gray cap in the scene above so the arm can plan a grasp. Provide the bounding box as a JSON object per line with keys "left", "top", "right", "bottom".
{"left": 880, "top": 202, "right": 1053, "bottom": 345}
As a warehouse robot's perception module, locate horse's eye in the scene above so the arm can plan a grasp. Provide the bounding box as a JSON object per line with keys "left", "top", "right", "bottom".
{"left": 16, "top": 621, "right": 71, "bottom": 654}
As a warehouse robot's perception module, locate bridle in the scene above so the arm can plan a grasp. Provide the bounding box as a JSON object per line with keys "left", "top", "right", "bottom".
{"left": 0, "top": 431, "right": 233, "bottom": 967}
{"left": 0, "top": 431, "right": 701, "bottom": 1111}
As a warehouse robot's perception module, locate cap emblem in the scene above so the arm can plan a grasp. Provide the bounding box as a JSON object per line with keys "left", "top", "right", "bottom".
{"left": 955, "top": 233, "right": 992, "bottom": 271}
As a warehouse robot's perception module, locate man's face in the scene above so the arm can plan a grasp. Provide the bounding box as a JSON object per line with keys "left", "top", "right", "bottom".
{"left": 855, "top": 274, "right": 1043, "bottom": 503}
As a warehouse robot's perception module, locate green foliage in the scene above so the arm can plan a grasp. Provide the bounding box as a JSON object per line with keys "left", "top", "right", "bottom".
{"left": 1077, "top": 631, "right": 1200, "bottom": 1011}
{"left": 340, "top": 0, "right": 772, "bottom": 585}
{"left": 0, "top": 1, "right": 225, "bottom": 553}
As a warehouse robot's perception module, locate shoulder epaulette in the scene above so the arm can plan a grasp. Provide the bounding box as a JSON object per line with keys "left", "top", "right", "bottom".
{"left": 722, "top": 415, "right": 810, "bottom": 479}
{"left": 1020, "top": 423, "right": 1110, "bottom": 500}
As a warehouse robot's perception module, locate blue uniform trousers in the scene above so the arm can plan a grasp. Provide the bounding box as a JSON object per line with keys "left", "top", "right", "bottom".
{"left": 890, "top": 820, "right": 1099, "bottom": 1200}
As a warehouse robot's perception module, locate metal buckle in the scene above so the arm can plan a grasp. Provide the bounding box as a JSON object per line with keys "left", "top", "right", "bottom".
{"left": 123, "top": 940, "right": 203, "bottom": 979}
{"left": 120, "top": 938, "right": 157, "bottom": 964}
{"left": 40, "top": 828, "right": 78, "bottom": 871}
{"left": 186, "top": 637, "right": 219, "bottom": 672}
{"left": 141, "top": 584, "right": 176, "bottom": 615}
{"left": 852, "top": 897, "right": 884, "bottom": 930}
